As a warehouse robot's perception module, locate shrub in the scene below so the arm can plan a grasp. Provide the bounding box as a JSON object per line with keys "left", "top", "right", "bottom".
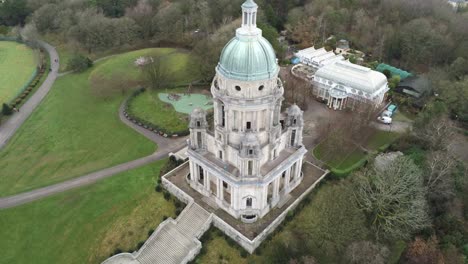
{"left": 2, "top": 103, "right": 12, "bottom": 116}
{"left": 175, "top": 207, "right": 182, "bottom": 216}
{"left": 383, "top": 69, "right": 392, "bottom": 79}
{"left": 330, "top": 157, "right": 367, "bottom": 178}
{"left": 147, "top": 229, "right": 154, "bottom": 237}
{"left": 67, "top": 54, "right": 93, "bottom": 72}
{"left": 163, "top": 191, "right": 170, "bottom": 200}
{"left": 137, "top": 241, "right": 145, "bottom": 249}
{"left": 155, "top": 185, "right": 162, "bottom": 192}
{"left": 240, "top": 249, "right": 248, "bottom": 258}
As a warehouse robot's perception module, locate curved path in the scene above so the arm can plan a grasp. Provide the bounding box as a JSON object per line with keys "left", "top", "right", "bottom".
{"left": 0, "top": 40, "right": 59, "bottom": 149}
{"left": 0, "top": 99, "right": 187, "bottom": 209}
{"left": 0, "top": 42, "right": 188, "bottom": 209}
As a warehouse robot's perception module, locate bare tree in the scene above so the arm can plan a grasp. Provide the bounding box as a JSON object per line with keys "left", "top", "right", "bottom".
{"left": 416, "top": 117, "right": 454, "bottom": 151}
{"left": 345, "top": 241, "right": 390, "bottom": 264}
{"left": 424, "top": 151, "right": 456, "bottom": 200}
{"left": 280, "top": 70, "right": 312, "bottom": 110}
{"left": 142, "top": 56, "right": 168, "bottom": 91}
{"left": 354, "top": 156, "right": 431, "bottom": 240}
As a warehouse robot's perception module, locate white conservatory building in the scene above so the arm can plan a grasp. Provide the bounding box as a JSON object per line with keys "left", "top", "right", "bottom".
{"left": 313, "top": 60, "right": 389, "bottom": 110}
{"left": 186, "top": 0, "right": 307, "bottom": 223}
{"left": 295, "top": 47, "right": 345, "bottom": 69}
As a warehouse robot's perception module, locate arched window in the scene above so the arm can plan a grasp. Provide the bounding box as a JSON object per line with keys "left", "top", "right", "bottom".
{"left": 246, "top": 197, "right": 252, "bottom": 207}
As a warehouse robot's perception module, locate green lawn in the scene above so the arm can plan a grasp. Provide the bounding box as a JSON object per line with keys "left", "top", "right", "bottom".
{"left": 393, "top": 111, "right": 413, "bottom": 122}
{"left": 123, "top": 49, "right": 204, "bottom": 135}
{"left": 0, "top": 50, "right": 170, "bottom": 197}
{"left": 0, "top": 160, "right": 175, "bottom": 264}
{"left": 0, "top": 41, "right": 38, "bottom": 104}
{"left": 313, "top": 130, "right": 400, "bottom": 173}
{"left": 313, "top": 140, "right": 366, "bottom": 170}
{"left": 89, "top": 48, "right": 200, "bottom": 85}
{"left": 366, "top": 131, "right": 399, "bottom": 150}
{"left": 128, "top": 90, "right": 190, "bottom": 134}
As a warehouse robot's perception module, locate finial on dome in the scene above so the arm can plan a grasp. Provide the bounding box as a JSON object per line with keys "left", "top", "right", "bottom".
{"left": 242, "top": 0, "right": 258, "bottom": 8}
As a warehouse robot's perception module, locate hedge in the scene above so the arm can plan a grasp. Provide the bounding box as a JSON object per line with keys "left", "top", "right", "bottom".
{"left": 330, "top": 157, "right": 368, "bottom": 178}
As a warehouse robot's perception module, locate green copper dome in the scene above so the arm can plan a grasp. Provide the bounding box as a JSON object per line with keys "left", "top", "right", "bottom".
{"left": 217, "top": 35, "right": 279, "bottom": 81}
{"left": 216, "top": 0, "right": 278, "bottom": 81}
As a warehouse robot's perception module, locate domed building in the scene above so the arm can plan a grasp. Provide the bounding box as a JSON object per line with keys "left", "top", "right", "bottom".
{"left": 186, "top": 0, "right": 307, "bottom": 223}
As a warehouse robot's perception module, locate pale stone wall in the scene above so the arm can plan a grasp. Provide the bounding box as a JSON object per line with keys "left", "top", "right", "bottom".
{"left": 212, "top": 166, "right": 329, "bottom": 253}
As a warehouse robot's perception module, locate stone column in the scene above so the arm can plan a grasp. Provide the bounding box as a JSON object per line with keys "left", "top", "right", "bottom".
{"left": 205, "top": 172, "right": 210, "bottom": 192}
{"left": 263, "top": 184, "right": 269, "bottom": 208}
{"left": 230, "top": 186, "right": 235, "bottom": 209}
{"left": 216, "top": 177, "right": 221, "bottom": 199}
{"left": 272, "top": 177, "right": 280, "bottom": 206}
{"left": 285, "top": 168, "right": 292, "bottom": 191}
{"left": 217, "top": 178, "right": 223, "bottom": 201}
{"left": 189, "top": 162, "right": 194, "bottom": 182}
{"left": 297, "top": 158, "right": 304, "bottom": 179}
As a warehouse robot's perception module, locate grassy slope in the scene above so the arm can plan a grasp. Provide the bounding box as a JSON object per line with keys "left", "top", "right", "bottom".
{"left": 366, "top": 131, "right": 400, "bottom": 150}
{"left": 0, "top": 41, "right": 37, "bottom": 104}
{"left": 0, "top": 160, "right": 175, "bottom": 264}
{"left": 0, "top": 50, "right": 172, "bottom": 197}
{"left": 89, "top": 48, "right": 199, "bottom": 86}
{"left": 314, "top": 130, "right": 400, "bottom": 170}
{"left": 126, "top": 50, "right": 203, "bottom": 134}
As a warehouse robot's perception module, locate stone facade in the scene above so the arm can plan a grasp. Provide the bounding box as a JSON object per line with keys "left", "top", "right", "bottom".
{"left": 187, "top": 0, "right": 307, "bottom": 223}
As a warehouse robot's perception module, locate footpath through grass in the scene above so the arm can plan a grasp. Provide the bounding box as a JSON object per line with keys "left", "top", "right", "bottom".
{"left": 0, "top": 41, "right": 38, "bottom": 104}
{"left": 0, "top": 160, "right": 175, "bottom": 264}
{"left": 0, "top": 49, "right": 179, "bottom": 196}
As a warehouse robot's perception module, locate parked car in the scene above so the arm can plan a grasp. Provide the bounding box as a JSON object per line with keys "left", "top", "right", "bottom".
{"left": 377, "top": 116, "right": 392, "bottom": 124}
{"left": 382, "top": 110, "right": 393, "bottom": 117}
{"left": 387, "top": 104, "right": 398, "bottom": 116}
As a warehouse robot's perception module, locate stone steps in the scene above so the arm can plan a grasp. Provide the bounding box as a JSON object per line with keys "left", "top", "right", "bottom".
{"left": 137, "top": 222, "right": 196, "bottom": 264}
{"left": 177, "top": 203, "right": 211, "bottom": 238}
{"left": 130, "top": 203, "right": 212, "bottom": 264}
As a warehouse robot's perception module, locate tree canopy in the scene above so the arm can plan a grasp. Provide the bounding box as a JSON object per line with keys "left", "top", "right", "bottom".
{"left": 354, "top": 156, "right": 431, "bottom": 240}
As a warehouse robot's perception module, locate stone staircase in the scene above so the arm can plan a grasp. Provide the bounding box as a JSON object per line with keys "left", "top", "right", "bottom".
{"left": 177, "top": 206, "right": 211, "bottom": 238}
{"left": 102, "top": 203, "right": 212, "bottom": 264}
